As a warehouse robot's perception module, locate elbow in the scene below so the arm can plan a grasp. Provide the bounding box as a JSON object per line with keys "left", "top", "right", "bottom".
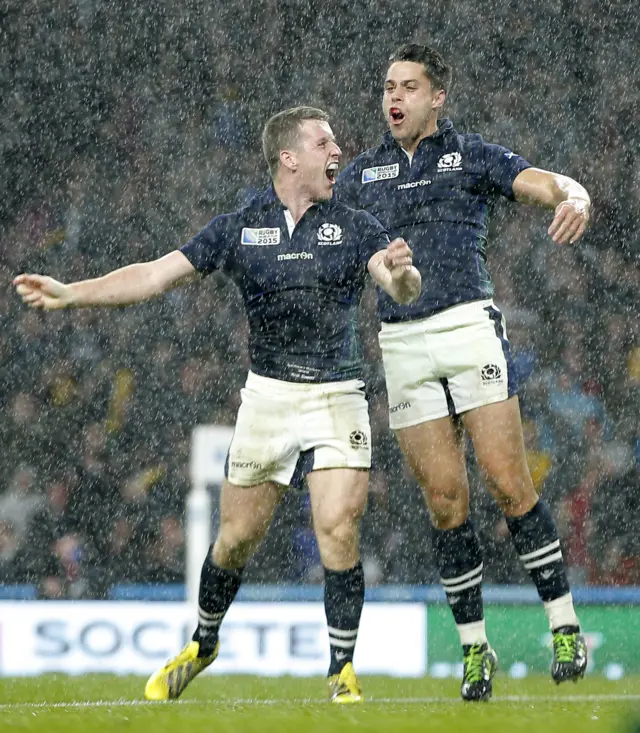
{"left": 142, "top": 264, "right": 170, "bottom": 300}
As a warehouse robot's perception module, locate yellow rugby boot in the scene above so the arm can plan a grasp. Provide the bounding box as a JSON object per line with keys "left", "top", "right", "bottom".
{"left": 551, "top": 627, "right": 587, "bottom": 684}
{"left": 461, "top": 642, "right": 498, "bottom": 701}
{"left": 327, "top": 662, "right": 363, "bottom": 704}
{"left": 144, "top": 640, "right": 218, "bottom": 700}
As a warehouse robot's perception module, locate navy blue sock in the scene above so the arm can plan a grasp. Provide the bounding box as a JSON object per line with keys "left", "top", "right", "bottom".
{"left": 324, "top": 562, "right": 365, "bottom": 676}
{"left": 192, "top": 549, "right": 244, "bottom": 656}
{"left": 506, "top": 499, "right": 570, "bottom": 602}
{"left": 432, "top": 519, "right": 484, "bottom": 625}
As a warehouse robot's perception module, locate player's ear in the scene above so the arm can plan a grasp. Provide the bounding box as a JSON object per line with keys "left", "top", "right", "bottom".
{"left": 433, "top": 89, "right": 446, "bottom": 111}
{"left": 280, "top": 149, "right": 298, "bottom": 173}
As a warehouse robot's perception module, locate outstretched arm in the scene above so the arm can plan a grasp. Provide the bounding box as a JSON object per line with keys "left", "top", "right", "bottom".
{"left": 368, "top": 237, "right": 421, "bottom": 305}
{"left": 512, "top": 167, "right": 591, "bottom": 244}
{"left": 13, "top": 250, "right": 196, "bottom": 310}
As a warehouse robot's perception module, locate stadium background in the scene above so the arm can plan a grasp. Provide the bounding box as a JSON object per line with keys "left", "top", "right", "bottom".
{"left": 1, "top": 0, "right": 639, "bottom": 683}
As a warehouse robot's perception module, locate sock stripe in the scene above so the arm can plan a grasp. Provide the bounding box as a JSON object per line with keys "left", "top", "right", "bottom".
{"left": 519, "top": 539, "right": 560, "bottom": 562}
{"left": 198, "top": 608, "right": 226, "bottom": 621}
{"left": 329, "top": 637, "right": 358, "bottom": 649}
{"left": 441, "top": 562, "right": 483, "bottom": 587}
{"left": 507, "top": 500, "right": 571, "bottom": 605}
{"left": 523, "top": 550, "right": 563, "bottom": 570}
{"left": 327, "top": 626, "right": 359, "bottom": 639}
{"left": 441, "top": 564, "right": 483, "bottom": 593}
{"left": 198, "top": 617, "right": 223, "bottom": 629}
{"left": 444, "top": 574, "right": 483, "bottom": 594}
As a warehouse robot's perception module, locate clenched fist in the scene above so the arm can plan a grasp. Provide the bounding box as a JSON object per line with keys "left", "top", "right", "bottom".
{"left": 383, "top": 237, "right": 414, "bottom": 275}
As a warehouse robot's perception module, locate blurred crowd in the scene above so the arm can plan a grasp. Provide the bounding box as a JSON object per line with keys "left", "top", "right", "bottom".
{"left": 1, "top": 0, "right": 638, "bottom": 597}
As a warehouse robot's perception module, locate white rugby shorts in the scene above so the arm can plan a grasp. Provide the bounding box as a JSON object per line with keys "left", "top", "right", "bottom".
{"left": 226, "top": 372, "right": 371, "bottom": 487}
{"left": 380, "top": 299, "right": 518, "bottom": 430}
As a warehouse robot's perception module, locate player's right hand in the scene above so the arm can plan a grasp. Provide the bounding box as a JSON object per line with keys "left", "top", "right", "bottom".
{"left": 13, "top": 273, "right": 72, "bottom": 310}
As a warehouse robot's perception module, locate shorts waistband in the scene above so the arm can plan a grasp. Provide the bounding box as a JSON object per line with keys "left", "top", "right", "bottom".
{"left": 380, "top": 299, "right": 496, "bottom": 335}
{"left": 246, "top": 371, "right": 363, "bottom": 394}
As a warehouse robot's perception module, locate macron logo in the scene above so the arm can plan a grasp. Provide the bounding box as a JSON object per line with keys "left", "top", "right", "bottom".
{"left": 362, "top": 164, "right": 400, "bottom": 184}
{"left": 397, "top": 179, "right": 432, "bottom": 190}
{"left": 277, "top": 252, "right": 313, "bottom": 261}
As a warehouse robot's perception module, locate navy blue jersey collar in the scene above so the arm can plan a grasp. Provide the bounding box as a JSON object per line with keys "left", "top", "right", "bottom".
{"left": 258, "top": 184, "right": 280, "bottom": 206}
{"left": 256, "top": 184, "right": 334, "bottom": 215}
{"left": 382, "top": 117, "right": 455, "bottom": 150}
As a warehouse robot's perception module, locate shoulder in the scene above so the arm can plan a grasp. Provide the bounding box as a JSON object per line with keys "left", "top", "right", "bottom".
{"left": 324, "top": 199, "right": 386, "bottom": 235}
{"left": 445, "top": 127, "right": 490, "bottom": 156}
{"left": 196, "top": 211, "right": 241, "bottom": 240}
{"left": 444, "top": 127, "right": 525, "bottom": 172}
{"left": 451, "top": 127, "right": 517, "bottom": 157}
{"left": 350, "top": 141, "right": 389, "bottom": 167}
{"left": 235, "top": 186, "right": 276, "bottom": 217}
{"left": 340, "top": 139, "right": 395, "bottom": 179}
{"left": 324, "top": 198, "right": 368, "bottom": 220}
{"left": 457, "top": 131, "right": 486, "bottom": 148}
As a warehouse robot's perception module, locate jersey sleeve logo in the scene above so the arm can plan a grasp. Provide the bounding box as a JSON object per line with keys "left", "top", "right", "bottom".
{"left": 317, "top": 223, "right": 343, "bottom": 245}
{"left": 437, "top": 152, "right": 463, "bottom": 172}
{"left": 361, "top": 164, "right": 400, "bottom": 184}
{"left": 241, "top": 227, "right": 281, "bottom": 245}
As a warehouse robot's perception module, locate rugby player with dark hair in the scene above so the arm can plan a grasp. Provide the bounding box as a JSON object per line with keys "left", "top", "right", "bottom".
{"left": 336, "top": 43, "right": 590, "bottom": 701}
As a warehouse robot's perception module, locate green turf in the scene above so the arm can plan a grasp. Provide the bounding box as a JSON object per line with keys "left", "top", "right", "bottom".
{"left": 0, "top": 675, "right": 638, "bottom": 732}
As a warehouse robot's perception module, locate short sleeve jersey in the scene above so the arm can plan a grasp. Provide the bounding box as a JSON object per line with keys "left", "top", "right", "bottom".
{"left": 335, "top": 119, "right": 531, "bottom": 322}
{"left": 180, "top": 186, "right": 389, "bottom": 382}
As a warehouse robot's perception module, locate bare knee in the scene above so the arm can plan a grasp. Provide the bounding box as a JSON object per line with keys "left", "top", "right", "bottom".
{"left": 314, "top": 501, "right": 364, "bottom": 568}
{"left": 212, "top": 520, "right": 266, "bottom": 568}
{"left": 481, "top": 463, "right": 538, "bottom": 517}
{"left": 316, "top": 498, "right": 364, "bottom": 543}
{"left": 489, "top": 477, "right": 538, "bottom": 516}
{"left": 424, "top": 485, "right": 469, "bottom": 530}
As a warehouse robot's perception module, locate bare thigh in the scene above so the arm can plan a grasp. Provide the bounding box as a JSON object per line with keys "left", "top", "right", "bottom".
{"left": 307, "top": 468, "right": 369, "bottom": 570}
{"left": 212, "top": 479, "right": 287, "bottom": 568}
{"left": 462, "top": 395, "right": 537, "bottom": 516}
{"left": 395, "top": 415, "right": 470, "bottom": 529}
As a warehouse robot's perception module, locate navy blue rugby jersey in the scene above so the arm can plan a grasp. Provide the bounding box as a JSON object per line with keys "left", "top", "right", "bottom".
{"left": 180, "top": 186, "right": 389, "bottom": 383}
{"left": 335, "top": 119, "right": 531, "bottom": 323}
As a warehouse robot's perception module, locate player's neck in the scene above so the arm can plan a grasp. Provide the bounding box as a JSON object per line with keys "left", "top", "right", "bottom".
{"left": 273, "top": 182, "right": 314, "bottom": 224}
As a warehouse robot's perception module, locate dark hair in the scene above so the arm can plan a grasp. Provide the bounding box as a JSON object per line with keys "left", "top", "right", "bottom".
{"left": 261, "top": 106, "right": 329, "bottom": 177}
{"left": 388, "top": 43, "right": 452, "bottom": 93}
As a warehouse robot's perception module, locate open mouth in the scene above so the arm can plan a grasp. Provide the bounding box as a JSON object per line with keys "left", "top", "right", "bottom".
{"left": 326, "top": 161, "right": 339, "bottom": 183}
{"left": 390, "top": 107, "right": 405, "bottom": 124}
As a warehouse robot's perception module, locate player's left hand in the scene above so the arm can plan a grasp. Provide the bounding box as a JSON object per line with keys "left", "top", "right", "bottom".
{"left": 548, "top": 198, "right": 590, "bottom": 244}
{"left": 384, "top": 237, "right": 414, "bottom": 275}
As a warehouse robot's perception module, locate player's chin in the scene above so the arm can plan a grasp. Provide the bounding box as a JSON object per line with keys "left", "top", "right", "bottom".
{"left": 388, "top": 123, "right": 405, "bottom": 140}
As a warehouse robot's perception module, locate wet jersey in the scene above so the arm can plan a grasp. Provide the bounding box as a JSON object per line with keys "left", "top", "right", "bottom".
{"left": 180, "top": 186, "right": 389, "bottom": 383}
{"left": 335, "top": 119, "right": 531, "bottom": 323}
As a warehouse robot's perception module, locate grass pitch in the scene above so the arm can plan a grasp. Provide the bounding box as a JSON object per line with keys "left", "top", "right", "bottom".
{"left": 1, "top": 674, "right": 638, "bottom": 732}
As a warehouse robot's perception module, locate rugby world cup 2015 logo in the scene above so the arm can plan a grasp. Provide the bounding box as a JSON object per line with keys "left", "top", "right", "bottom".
{"left": 361, "top": 164, "right": 400, "bottom": 184}
{"left": 436, "top": 152, "right": 463, "bottom": 172}
{"left": 317, "top": 223, "right": 343, "bottom": 245}
{"left": 241, "top": 227, "right": 281, "bottom": 245}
